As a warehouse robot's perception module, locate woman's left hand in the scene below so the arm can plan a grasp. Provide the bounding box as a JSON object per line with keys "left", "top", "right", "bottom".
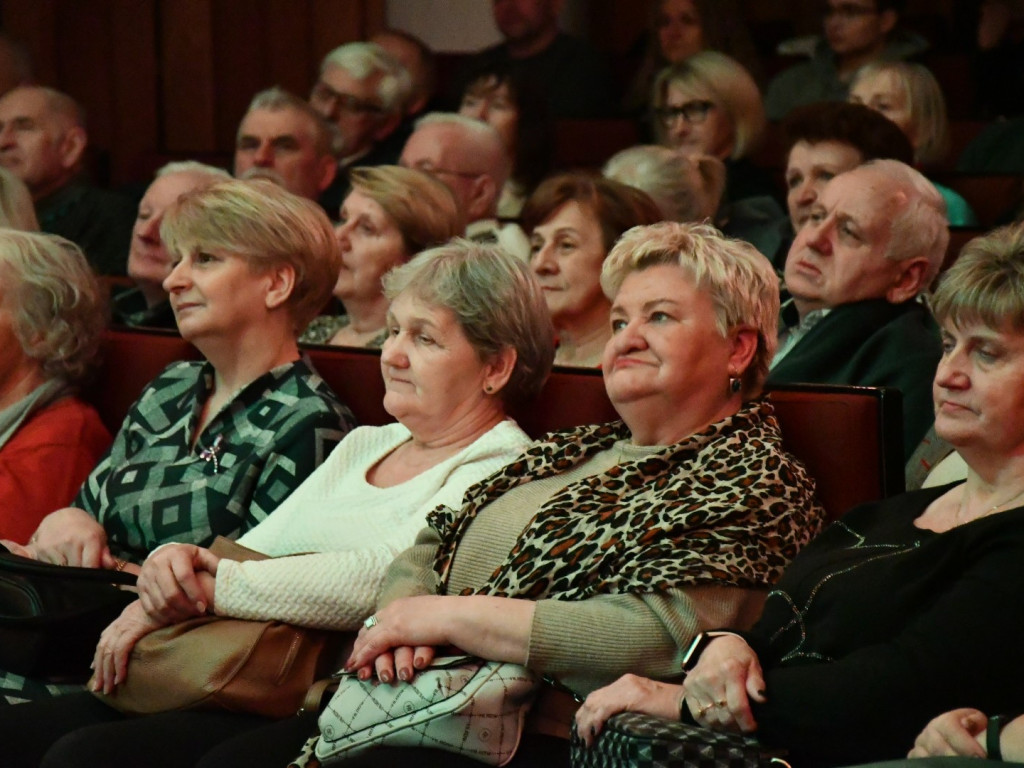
{"left": 574, "top": 674, "right": 684, "bottom": 747}
{"left": 347, "top": 596, "right": 450, "bottom": 682}
{"left": 90, "top": 599, "right": 167, "bottom": 694}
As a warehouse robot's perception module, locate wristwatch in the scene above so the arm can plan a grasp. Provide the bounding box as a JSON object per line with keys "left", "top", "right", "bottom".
{"left": 987, "top": 713, "right": 1023, "bottom": 761}
{"left": 680, "top": 630, "right": 744, "bottom": 674}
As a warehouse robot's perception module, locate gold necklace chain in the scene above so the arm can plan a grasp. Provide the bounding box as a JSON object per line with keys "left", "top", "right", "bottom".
{"left": 957, "top": 486, "right": 1024, "bottom": 525}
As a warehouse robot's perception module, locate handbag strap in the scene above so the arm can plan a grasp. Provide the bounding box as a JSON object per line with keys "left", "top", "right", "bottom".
{"left": 0, "top": 546, "right": 137, "bottom": 586}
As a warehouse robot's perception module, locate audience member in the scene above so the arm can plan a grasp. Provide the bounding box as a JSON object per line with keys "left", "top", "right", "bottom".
{"left": 652, "top": 52, "right": 774, "bottom": 204}
{"left": 603, "top": 145, "right": 722, "bottom": 224}
{"left": 765, "top": 0, "right": 928, "bottom": 121}
{"left": 111, "top": 161, "right": 231, "bottom": 330}
{"left": 778, "top": 101, "right": 914, "bottom": 268}
{"left": 461, "top": 0, "right": 613, "bottom": 119}
{"left": 577, "top": 223, "right": 1024, "bottom": 768}
{"left": 310, "top": 42, "right": 412, "bottom": 215}
{"left": 0, "top": 85, "right": 134, "bottom": 275}
{"left": 0, "top": 179, "right": 355, "bottom": 704}
{"left": 457, "top": 61, "right": 553, "bottom": 217}
{"left": 234, "top": 87, "right": 338, "bottom": 203}
{"left": 973, "top": 0, "right": 1024, "bottom": 119}
{"left": 623, "top": 0, "right": 762, "bottom": 117}
{"left": 849, "top": 62, "right": 977, "bottom": 225}
{"left": 400, "top": 113, "right": 528, "bottom": 259}
{"left": 522, "top": 172, "right": 663, "bottom": 367}
{"left": 0, "top": 231, "right": 109, "bottom": 544}
{"left": 301, "top": 165, "right": 462, "bottom": 347}
{"left": 0, "top": 165, "right": 37, "bottom": 230}
{"left": 1, "top": 242, "right": 557, "bottom": 768}
{"left": 369, "top": 28, "right": 437, "bottom": 118}
{"left": 768, "top": 160, "right": 946, "bottom": 460}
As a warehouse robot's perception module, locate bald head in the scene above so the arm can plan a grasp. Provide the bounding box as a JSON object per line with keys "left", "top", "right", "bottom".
{"left": 0, "top": 85, "right": 87, "bottom": 200}
{"left": 400, "top": 113, "right": 510, "bottom": 223}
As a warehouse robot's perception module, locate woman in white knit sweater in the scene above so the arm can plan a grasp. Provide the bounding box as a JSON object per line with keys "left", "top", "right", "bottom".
{"left": 90, "top": 239, "right": 555, "bottom": 692}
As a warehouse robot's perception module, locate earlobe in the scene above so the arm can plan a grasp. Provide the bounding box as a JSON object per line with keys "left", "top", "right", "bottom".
{"left": 264, "top": 264, "right": 296, "bottom": 311}
{"left": 483, "top": 346, "right": 518, "bottom": 397}
{"left": 318, "top": 156, "right": 337, "bottom": 193}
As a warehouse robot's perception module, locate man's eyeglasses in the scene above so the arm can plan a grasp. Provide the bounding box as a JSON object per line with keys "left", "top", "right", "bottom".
{"left": 823, "top": 3, "right": 880, "bottom": 21}
{"left": 655, "top": 100, "right": 715, "bottom": 127}
{"left": 310, "top": 82, "right": 385, "bottom": 115}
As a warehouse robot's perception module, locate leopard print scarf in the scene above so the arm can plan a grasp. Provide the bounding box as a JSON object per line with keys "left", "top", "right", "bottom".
{"left": 428, "top": 399, "right": 825, "bottom": 600}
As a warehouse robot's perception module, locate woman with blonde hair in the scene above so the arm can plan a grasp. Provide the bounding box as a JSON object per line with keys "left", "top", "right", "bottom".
{"left": 850, "top": 61, "right": 977, "bottom": 225}
{"left": 0, "top": 231, "right": 108, "bottom": 542}
{"left": 301, "top": 165, "right": 463, "bottom": 347}
{"left": 652, "top": 51, "right": 773, "bottom": 204}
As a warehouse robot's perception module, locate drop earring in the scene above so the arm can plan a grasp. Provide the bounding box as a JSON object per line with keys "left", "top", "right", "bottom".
{"left": 728, "top": 376, "right": 741, "bottom": 394}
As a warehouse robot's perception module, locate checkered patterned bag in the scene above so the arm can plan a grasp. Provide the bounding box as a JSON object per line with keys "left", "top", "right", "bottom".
{"left": 570, "top": 712, "right": 790, "bottom": 768}
{"left": 312, "top": 655, "right": 539, "bottom": 766}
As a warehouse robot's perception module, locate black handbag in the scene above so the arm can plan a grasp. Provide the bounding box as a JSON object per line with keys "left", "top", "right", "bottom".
{"left": 0, "top": 545, "right": 137, "bottom": 681}
{"left": 571, "top": 711, "right": 790, "bottom": 768}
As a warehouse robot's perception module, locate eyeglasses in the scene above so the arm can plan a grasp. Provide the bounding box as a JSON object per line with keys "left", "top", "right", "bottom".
{"left": 823, "top": 3, "right": 880, "bottom": 21}
{"left": 405, "top": 161, "right": 486, "bottom": 181}
{"left": 655, "top": 100, "right": 715, "bottom": 127}
{"left": 310, "top": 82, "right": 385, "bottom": 115}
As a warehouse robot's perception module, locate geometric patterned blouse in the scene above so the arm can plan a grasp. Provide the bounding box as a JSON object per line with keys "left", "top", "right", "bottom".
{"left": 73, "top": 358, "right": 356, "bottom": 563}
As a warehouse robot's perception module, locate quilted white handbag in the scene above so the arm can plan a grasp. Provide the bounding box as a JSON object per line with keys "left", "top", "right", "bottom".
{"left": 312, "top": 655, "right": 540, "bottom": 766}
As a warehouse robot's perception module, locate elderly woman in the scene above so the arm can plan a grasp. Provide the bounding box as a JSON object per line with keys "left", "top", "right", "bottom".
{"left": 849, "top": 61, "right": 977, "bottom": 226}
{"left": 111, "top": 161, "right": 232, "bottom": 329}
{"left": 0, "top": 231, "right": 109, "bottom": 543}
{"left": 523, "top": 173, "right": 663, "bottom": 367}
{"left": 301, "top": 166, "right": 462, "bottom": 347}
{"left": 457, "top": 62, "right": 553, "bottom": 218}
{"left": 652, "top": 51, "right": 772, "bottom": 204}
{"left": 0, "top": 179, "right": 355, "bottom": 704}
{"left": 576, "top": 224, "right": 1024, "bottom": 767}
{"left": 0, "top": 241, "right": 555, "bottom": 767}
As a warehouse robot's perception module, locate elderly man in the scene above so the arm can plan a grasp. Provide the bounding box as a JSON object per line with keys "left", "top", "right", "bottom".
{"left": 767, "top": 159, "right": 948, "bottom": 460}
{"left": 400, "top": 113, "right": 528, "bottom": 260}
{"left": 0, "top": 85, "right": 134, "bottom": 275}
{"left": 234, "top": 87, "right": 337, "bottom": 203}
{"left": 461, "top": 0, "right": 611, "bottom": 118}
{"left": 765, "top": 0, "right": 928, "bottom": 120}
{"left": 310, "top": 42, "right": 411, "bottom": 214}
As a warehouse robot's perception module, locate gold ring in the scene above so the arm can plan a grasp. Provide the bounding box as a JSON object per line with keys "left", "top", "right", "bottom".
{"left": 717, "top": 699, "right": 727, "bottom": 707}
{"left": 696, "top": 704, "right": 710, "bottom": 717}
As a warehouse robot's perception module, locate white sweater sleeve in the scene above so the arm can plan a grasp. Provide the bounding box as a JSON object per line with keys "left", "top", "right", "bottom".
{"left": 213, "top": 421, "right": 530, "bottom": 628}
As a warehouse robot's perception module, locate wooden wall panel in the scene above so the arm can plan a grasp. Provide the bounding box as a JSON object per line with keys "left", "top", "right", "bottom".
{"left": 108, "top": 0, "right": 159, "bottom": 183}
{"left": 160, "top": 0, "right": 216, "bottom": 153}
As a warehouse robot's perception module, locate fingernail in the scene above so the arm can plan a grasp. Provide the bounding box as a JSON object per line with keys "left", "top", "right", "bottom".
{"left": 414, "top": 656, "right": 425, "bottom": 669}
{"left": 399, "top": 669, "right": 409, "bottom": 682}
{"left": 379, "top": 671, "right": 392, "bottom": 683}
{"left": 196, "top": 601, "right": 206, "bottom": 613}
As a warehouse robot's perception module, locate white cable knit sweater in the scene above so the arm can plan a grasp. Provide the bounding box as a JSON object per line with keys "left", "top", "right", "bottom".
{"left": 212, "top": 420, "right": 531, "bottom": 630}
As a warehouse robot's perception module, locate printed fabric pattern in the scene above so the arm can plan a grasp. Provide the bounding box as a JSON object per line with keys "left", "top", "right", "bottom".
{"left": 74, "top": 358, "right": 355, "bottom": 562}
{"left": 429, "top": 399, "right": 825, "bottom": 600}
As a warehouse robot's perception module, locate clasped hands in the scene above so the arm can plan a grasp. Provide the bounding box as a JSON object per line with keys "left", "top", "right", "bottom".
{"left": 90, "top": 543, "right": 221, "bottom": 694}
{"left": 574, "top": 635, "right": 765, "bottom": 748}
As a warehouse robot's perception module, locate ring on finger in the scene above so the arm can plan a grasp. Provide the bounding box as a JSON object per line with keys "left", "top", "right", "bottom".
{"left": 363, "top": 614, "right": 379, "bottom": 630}
{"left": 696, "top": 703, "right": 710, "bottom": 717}
{"left": 716, "top": 699, "right": 727, "bottom": 707}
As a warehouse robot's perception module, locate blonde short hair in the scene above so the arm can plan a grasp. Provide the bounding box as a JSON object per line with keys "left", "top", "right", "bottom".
{"left": 350, "top": 165, "right": 463, "bottom": 256}
{"left": 160, "top": 179, "right": 340, "bottom": 333}
{"left": 383, "top": 239, "right": 554, "bottom": 403}
{"left": 0, "top": 229, "right": 105, "bottom": 382}
{"left": 931, "top": 223, "right": 1024, "bottom": 332}
{"left": 652, "top": 52, "right": 765, "bottom": 160}
{"left": 602, "top": 221, "right": 778, "bottom": 397}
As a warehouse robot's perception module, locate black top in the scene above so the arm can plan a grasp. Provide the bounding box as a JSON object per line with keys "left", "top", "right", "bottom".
{"left": 747, "top": 484, "right": 1024, "bottom": 766}
{"left": 767, "top": 298, "right": 941, "bottom": 461}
